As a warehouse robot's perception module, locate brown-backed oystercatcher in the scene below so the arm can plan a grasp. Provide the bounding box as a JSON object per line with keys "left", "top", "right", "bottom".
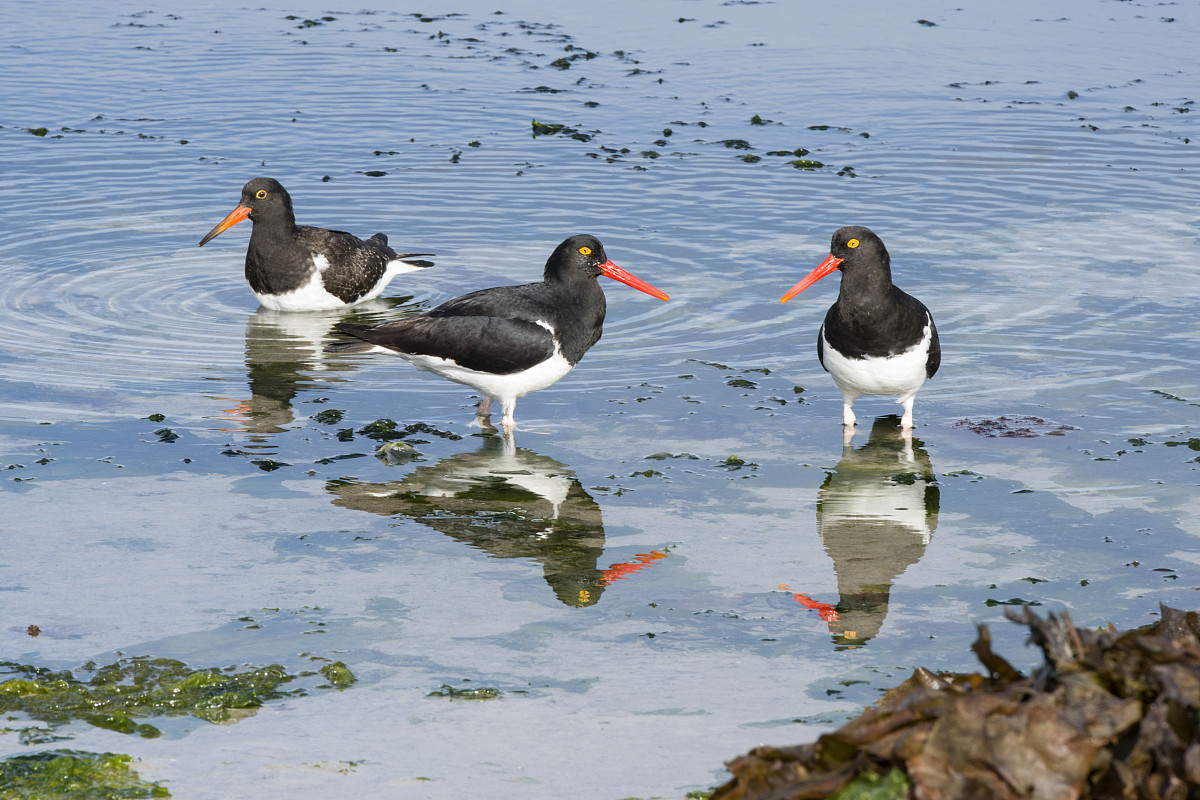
{"left": 198, "top": 177, "right": 434, "bottom": 311}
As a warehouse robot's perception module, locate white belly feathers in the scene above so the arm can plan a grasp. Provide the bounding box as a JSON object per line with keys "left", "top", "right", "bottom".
{"left": 822, "top": 322, "right": 934, "bottom": 402}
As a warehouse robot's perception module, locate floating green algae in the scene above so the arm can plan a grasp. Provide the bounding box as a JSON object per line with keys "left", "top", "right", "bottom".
{"left": 428, "top": 683, "right": 501, "bottom": 701}
{"left": 530, "top": 119, "right": 594, "bottom": 142}
{"left": 531, "top": 120, "right": 565, "bottom": 136}
{"left": 318, "top": 662, "right": 357, "bottom": 690}
{"left": 0, "top": 656, "right": 302, "bottom": 738}
{"left": 0, "top": 749, "right": 169, "bottom": 799}
{"left": 985, "top": 597, "right": 1042, "bottom": 607}
{"left": 354, "top": 418, "right": 461, "bottom": 443}
{"left": 311, "top": 408, "right": 345, "bottom": 425}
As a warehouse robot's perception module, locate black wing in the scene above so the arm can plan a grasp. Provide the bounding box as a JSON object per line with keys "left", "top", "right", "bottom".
{"left": 924, "top": 313, "right": 940, "bottom": 379}
{"left": 334, "top": 314, "right": 555, "bottom": 375}
{"left": 816, "top": 321, "right": 828, "bottom": 373}
{"left": 424, "top": 284, "right": 553, "bottom": 320}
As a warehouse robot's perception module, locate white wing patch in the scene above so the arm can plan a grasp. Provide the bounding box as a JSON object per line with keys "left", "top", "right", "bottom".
{"left": 254, "top": 254, "right": 344, "bottom": 311}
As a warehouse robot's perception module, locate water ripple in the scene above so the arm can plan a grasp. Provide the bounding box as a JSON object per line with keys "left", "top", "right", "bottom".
{"left": 1, "top": 0, "right": 1197, "bottom": 422}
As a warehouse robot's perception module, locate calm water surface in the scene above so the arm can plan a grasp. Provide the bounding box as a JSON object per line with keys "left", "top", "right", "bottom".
{"left": 1, "top": 0, "right": 1198, "bottom": 797}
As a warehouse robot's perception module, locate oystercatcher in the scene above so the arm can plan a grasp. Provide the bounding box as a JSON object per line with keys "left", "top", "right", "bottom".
{"left": 326, "top": 234, "right": 669, "bottom": 431}
{"left": 198, "top": 177, "right": 434, "bottom": 311}
{"left": 781, "top": 226, "right": 939, "bottom": 430}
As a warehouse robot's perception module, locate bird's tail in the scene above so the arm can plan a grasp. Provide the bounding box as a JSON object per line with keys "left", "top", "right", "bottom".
{"left": 367, "top": 233, "right": 435, "bottom": 269}
{"left": 394, "top": 253, "right": 435, "bottom": 269}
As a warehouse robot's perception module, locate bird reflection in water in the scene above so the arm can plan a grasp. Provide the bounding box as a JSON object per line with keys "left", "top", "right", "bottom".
{"left": 327, "top": 431, "right": 667, "bottom": 607}
{"left": 789, "top": 415, "right": 938, "bottom": 648}
{"left": 212, "top": 302, "right": 410, "bottom": 441}
{"left": 225, "top": 310, "right": 344, "bottom": 436}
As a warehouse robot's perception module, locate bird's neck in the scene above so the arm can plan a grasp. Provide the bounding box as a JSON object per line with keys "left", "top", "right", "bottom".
{"left": 545, "top": 278, "right": 606, "bottom": 364}
{"left": 252, "top": 213, "right": 297, "bottom": 239}
{"left": 838, "top": 263, "right": 893, "bottom": 308}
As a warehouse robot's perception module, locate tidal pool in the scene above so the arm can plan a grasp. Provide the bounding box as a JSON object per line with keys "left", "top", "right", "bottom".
{"left": 1, "top": 0, "right": 1198, "bottom": 797}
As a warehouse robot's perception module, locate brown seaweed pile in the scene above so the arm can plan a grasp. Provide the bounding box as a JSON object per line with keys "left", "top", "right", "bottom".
{"left": 713, "top": 605, "right": 1200, "bottom": 800}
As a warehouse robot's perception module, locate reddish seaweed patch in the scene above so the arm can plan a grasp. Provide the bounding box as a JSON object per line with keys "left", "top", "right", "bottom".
{"left": 951, "top": 415, "right": 1077, "bottom": 438}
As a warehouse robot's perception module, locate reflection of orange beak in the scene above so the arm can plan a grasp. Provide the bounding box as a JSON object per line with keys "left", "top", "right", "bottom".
{"left": 601, "top": 549, "right": 669, "bottom": 585}
{"left": 598, "top": 260, "right": 670, "bottom": 301}
{"left": 208, "top": 396, "right": 254, "bottom": 432}
{"left": 792, "top": 592, "right": 839, "bottom": 623}
{"left": 780, "top": 253, "right": 843, "bottom": 303}
{"left": 198, "top": 204, "right": 252, "bottom": 247}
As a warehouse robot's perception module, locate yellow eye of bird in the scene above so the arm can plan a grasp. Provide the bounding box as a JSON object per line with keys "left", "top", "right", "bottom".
{"left": 846, "top": 238, "right": 860, "bottom": 249}
{"left": 578, "top": 246, "right": 592, "bottom": 255}
{"left": 255, "top": 189, "right": 267, "bottom": 200}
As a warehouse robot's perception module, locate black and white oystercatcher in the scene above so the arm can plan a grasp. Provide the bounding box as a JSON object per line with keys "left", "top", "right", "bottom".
{"left": 781, "top": 226, "right": 939, "bottom": 430}
{"left": 326, "top": 234, "right": 669, "bottom": 431}
{"left": 198, "top": 177, "right": 434, "bottom": 311}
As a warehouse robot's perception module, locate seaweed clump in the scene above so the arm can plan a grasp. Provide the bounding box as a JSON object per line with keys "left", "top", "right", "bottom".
{"left": 951, "top": 415, "right": 1076, "bottom": 438}
{"left": 713, "top": 605, "right": 1200, "bottom": 800}
{"left": 0, "top": 749, "right": 169, "bottom": 798}
{"left": 0, "top": 656, "right": 302, "bottom": 738}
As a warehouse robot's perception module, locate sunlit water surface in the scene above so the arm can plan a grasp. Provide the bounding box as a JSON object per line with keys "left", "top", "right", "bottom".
{"left": 1, "top": 0, "right": 1198, "bottom": 796}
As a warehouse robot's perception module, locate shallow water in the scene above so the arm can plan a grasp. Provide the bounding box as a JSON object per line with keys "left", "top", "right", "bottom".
{"left": 1, "top": 0, "right": 1198, "bottom": 796}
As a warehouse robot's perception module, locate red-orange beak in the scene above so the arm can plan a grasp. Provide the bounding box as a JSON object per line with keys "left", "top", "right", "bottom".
{"left": 198, "top": 204, "right": 252, "bottom": 247}
{"left": 780, "top": 253, "right": 843, "bottom": 303}
{"left": 598, "top": 260, "right": 670, "bottom": 301}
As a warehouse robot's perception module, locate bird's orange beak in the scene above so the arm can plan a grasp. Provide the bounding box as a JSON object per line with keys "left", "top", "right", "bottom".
{"left": 599, "top": 260, "right": 670, "bottom": 301}
{"left": 781, "top": 253, "right": 843, "bottom": 303}
{"left": 198, "top": 204, "right": 252, "bottom": 247}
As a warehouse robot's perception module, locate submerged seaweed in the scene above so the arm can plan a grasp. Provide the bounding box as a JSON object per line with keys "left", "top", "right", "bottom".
{"left": 428, "top": 683, "right": 501, "bottom": 701}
